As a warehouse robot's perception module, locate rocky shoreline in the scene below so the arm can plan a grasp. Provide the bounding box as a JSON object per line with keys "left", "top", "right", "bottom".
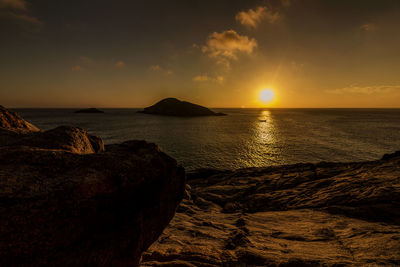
{"left": 141, "top": 155, "right": 400, "bottom": 266}
{"left": 1, "top": 105, "right": 399, "bottom": 266}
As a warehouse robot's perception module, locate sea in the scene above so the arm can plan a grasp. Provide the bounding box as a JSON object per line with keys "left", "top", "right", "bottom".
{"left": 15, "top": 108, "right": 400, "bottom": 171}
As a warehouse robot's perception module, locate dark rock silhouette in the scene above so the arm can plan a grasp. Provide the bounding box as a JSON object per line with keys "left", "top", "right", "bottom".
{"left": 75, "top": 108, "right": 104, "bottom": 113}
{"left": 141, "top": 153, "right": 400, "bottom": 266}
{"left": 0, "top": 106, "right": 186, "bottom": 266}
{"left": 138, "top": 98, "right": 227, "bottom": 117}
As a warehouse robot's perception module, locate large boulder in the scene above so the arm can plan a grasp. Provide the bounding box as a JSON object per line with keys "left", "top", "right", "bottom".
{"left": 17, "top": 126, "right": 105, "bottom": 154}
{"left": 0, "top": 105, "right": 104, "bottom": 153}
{"left": 0, "top": 106, "right": 186, "bottom": 266}
{"left": 138, "top": 98, "right": 226, "bottom": 117}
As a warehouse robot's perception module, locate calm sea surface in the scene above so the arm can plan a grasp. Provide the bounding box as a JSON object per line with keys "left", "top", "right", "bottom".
{"left": 15, "top": 108, "right": 400, "bottom": 171}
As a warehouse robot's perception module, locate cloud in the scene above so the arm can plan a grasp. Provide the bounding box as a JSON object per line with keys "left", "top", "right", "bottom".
{"left": 327, "top": 85, "right": 400, "bottom": 95}
{"left": 192, "top": 74, "right": 224, "bottom": 83}
{"left": 0, "top": 0, "right": 42, "bottom": 31}
{"left": 72, "top": 57, "right": 126, "bottom": 71}
{"left": 79, "top": 56, "right": 96, "bottom": 66}
{"left": 193, "top": 75, "right": 209, "bottom": 82}
{"left": 361, "top": 23, "right": 379, "bottom": 32}
{"left": 115, "top": 60, "right": 125, "bottom": 68}
{"left": 150, "top": 65, "right": 161, "bottom": 71}
{"left": 150, "top": 65, "right": 173, "bottom": 75}
{"left": 216, "top": 76, "right": 224, "bottom": 83}
{"left": 5, "top": 12, "right": 40, "bottom": 24}
{"left": 71, "top": 65, "right": 82, "bottom": 72}
{"left": 280, "top": 0, "right": 291, "bottom": 7}
{"left": 0, "top": 0, "right": 27, "bottom": 10}
{"left": 193, "top": 74, "right": 224, "bottom": 84}
{"left": 202, "top": 30, "right": 257, "bottom": 67}
{"left": 235, "top": 6, "right": 279, "bottom": 28}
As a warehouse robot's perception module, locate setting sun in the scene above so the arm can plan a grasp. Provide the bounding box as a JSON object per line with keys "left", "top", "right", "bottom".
{"left": 259, "top": 89, "right": 275, "bottom": 103}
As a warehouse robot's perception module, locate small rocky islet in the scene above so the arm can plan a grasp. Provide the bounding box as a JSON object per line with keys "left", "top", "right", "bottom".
{"left": 1, "top": 105, "right": 399, "bottom": 266}
{"left": 74, "top": 108, "right": 105, "bottom": 113}
{"left": 138, "top": 98, "right": 227, "bottom": 117}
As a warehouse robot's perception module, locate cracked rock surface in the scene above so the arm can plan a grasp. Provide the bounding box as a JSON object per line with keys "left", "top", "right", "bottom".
{"left": 141, "top": 155, "right": 400, "bottom": 266}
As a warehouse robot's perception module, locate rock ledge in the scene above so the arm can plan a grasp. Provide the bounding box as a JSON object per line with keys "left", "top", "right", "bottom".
{"left": 0, "top": 106, "right": 186, "bottom": 266}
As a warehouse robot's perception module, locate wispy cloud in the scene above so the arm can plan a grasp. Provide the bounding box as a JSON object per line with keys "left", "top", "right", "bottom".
{"left": 360, "top": 23, "right": 379, "bottom": 32}
{"left": 71, "top": 65, "right": 82, "bottom": 72}
{"left": 71, "top": 57, "right": 126, "bottom": 71}
{"left": 0, "top": 0, "right": 42, "bottom": 31}
{"left": 79, "top": 56, "right": 96, "bottom": 67}
{"left": 115, "top": 60, "right": 125, "bottom": 68}
{"left": 202, "top": 30, "right": 257, "bottom": 67}
{"left": 327, "top": 85, "right": 400, "bottom": 95}
{"left": 150, "top": 65, "right": 161, "bottom": 71}
{"left": 193, "top": 74, "right": 224, "bottom": 84}
{"left": 280, "top": 0, "right": 291, "bottom": 7}
{"left": 0, "top": 0, "right": 26, "bottom": 10}
{"left": 235, "top": 6, "right": 279, "bottom": 28}
{"left": 150, "top": 65, "right": 173, "bottom": 75}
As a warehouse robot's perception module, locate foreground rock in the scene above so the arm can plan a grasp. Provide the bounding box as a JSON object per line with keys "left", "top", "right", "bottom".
{"left": 0, "top": 106, "right": 186, "bottom": 266}
{"left": 141, "top": 154, "right": 400, "bottom": 266}
{"left": 0, "top": 105, "right": 39, "bottom": 133}
{"left": 138, "top": 98, "right": 226, "bottom": 117}
{"left": 74, "top": 108, "right": 104, "bottom": 113}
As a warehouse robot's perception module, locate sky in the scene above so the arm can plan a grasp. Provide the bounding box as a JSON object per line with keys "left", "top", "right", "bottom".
{"left": 1, "top": 0, "right": 400, "bottom": 108}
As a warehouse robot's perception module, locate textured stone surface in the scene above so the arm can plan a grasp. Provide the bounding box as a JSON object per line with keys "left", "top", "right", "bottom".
{"left": 0, "top": 106, "right": 186, "bottom": 266}
{"left": 141, "top": 154, "right": 400, "bottom": 266}
{"left": 0, "top": 105, "right": 40, "bottom": 133}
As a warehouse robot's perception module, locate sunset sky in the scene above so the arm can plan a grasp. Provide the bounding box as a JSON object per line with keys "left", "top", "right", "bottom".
{"left": 1, "top": 0, "right": 400, "bottom": 108}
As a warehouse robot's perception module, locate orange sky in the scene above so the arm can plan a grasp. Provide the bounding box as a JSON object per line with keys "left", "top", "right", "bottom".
{"left": 1, "top": 0, "right": 400, "bottom": 108}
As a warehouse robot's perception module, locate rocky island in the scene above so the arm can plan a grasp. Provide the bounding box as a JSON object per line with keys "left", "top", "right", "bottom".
{"left": 74, "top": 108, "right": 104, "bottom": 113}
{"left": 138, "top": 98, "right": 227, "bottom": 117}
{"left": 0, "top": 106, "right": 185, "bottom": 266}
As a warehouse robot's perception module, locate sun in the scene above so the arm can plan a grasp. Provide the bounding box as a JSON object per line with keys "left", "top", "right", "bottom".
{"left": 259, "top": 89, "right": 274, "bottom": 103}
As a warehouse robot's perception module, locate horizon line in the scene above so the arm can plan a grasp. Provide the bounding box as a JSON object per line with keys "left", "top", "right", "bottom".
{"left": 7, "top": 106, "right": 400, "bottom": 109}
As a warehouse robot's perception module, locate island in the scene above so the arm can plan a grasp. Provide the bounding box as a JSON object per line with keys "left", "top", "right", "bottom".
{"left": 74, "top": 108, "right": 104, "bottom": 113}
{"left": 138, "top": 98, "right": 227, "bottom": 117}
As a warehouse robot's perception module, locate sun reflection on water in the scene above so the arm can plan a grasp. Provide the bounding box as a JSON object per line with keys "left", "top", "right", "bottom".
{"left": 256, "top": 110, "right": 276, "bottom": 146}
{"left": 238, "top": 110, "right": 279, "bottom": 167}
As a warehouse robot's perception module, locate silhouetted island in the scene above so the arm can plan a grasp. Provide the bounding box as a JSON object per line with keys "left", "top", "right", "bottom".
{"left": 74, "top": 108, "right": 104, "bottom": 113}
{"left": 138, "top": 98, "right": 227, "bottom": 117}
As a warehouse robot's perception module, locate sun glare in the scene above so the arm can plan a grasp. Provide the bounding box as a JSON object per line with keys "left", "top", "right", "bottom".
{"left": 259, "top": 89, "right": 274, "bottom": 103}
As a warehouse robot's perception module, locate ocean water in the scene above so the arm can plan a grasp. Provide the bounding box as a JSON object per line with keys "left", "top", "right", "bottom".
{"left": 15, "top": 108, "right": 400, "bottom": 171}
